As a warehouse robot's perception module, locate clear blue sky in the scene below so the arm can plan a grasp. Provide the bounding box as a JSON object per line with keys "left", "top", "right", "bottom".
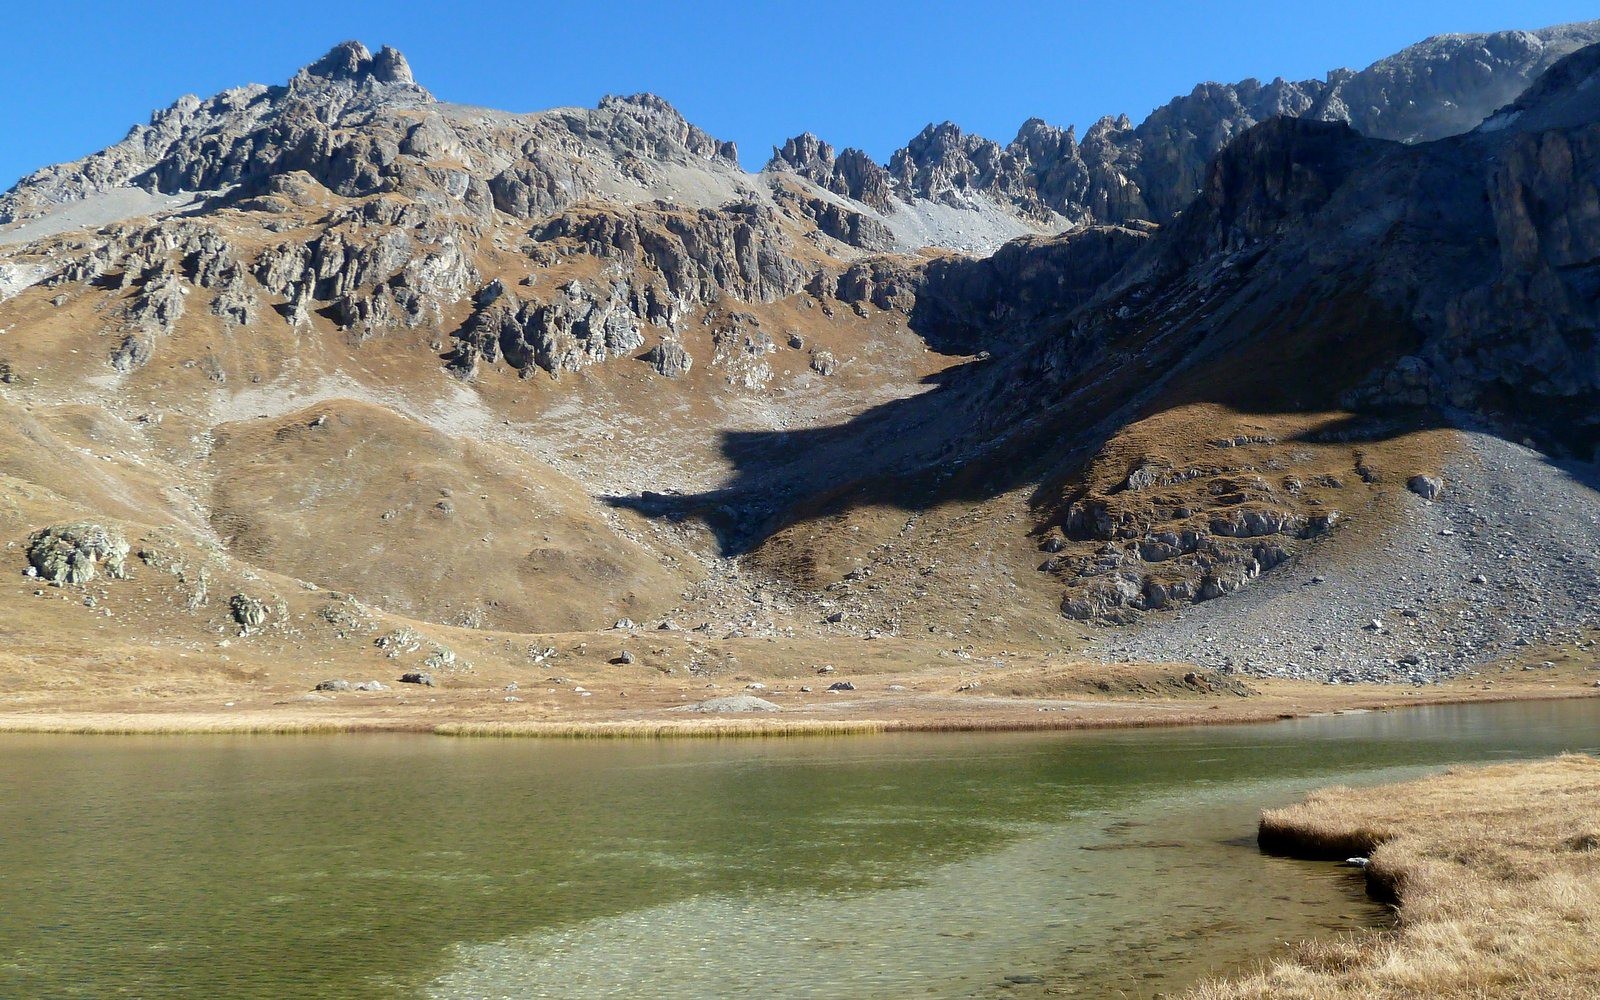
{"left": 3, "top": 1, "right": 1595, "bottom": 187}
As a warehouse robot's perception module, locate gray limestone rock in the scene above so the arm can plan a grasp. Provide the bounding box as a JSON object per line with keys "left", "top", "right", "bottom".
{"left": 1408, "top": 475, "right": 1445, "bottom": 501}
{"left": 26, "top": 524, "right": 131, "bottom": 585}
{"left": 644, "top": 339, "right": 693, "bottom": 377}
{"left": 229, "top": 594, "right": 268, "bottom": 629}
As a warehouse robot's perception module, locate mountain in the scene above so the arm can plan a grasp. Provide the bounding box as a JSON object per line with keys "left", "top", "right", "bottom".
{"left": 767, "top": 20, "right": 1600, "bottom": 234}
{"left": 0, "top": 27, "right": 1597, "bottom": 705}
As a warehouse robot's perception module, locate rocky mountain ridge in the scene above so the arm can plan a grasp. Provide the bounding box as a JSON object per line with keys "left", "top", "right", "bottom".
{"left": 766, "top": 20, "right": 1600, "bottom": 232}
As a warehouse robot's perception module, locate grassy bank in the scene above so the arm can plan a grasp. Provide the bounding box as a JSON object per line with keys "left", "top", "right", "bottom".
{"left": 0, "top": 682, "right": 1595, "bottom": 739}
{"left": 1188, "top": 754, "right": 1600, "bottom": 999}
{"left": 434, "top": 718, "right": 890, "bottom": 738}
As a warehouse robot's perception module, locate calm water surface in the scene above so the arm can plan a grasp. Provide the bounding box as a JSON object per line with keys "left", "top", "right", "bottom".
{"left": 2, "top": 699, "right": 1597, "bottom": 998}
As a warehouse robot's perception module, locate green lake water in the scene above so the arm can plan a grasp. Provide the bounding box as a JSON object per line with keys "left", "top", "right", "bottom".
{"left": 2, "top": 698, "right": 1597, "bottom": 998}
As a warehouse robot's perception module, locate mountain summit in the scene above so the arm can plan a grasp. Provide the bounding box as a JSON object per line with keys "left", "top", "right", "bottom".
{"left": 295, "top": 40, "right": 418, "bottom": 88}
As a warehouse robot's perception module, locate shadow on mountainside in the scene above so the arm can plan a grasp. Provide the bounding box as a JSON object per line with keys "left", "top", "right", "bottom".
{"left": 612, "top": 66, "right": 1600, "bottom": 558}
{"left": 606, "top": 276, "right": 1468, "bottom": 558}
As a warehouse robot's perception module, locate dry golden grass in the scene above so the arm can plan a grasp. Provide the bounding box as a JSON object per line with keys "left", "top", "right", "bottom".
{"left": 1188, "top": 754, "right": 1600, "bottom": 999}
{"left": 434, "top": 718, "right": 889, "bottom": 739}
{"left": 0, "top": 718, "right": 359, "bottom": 735}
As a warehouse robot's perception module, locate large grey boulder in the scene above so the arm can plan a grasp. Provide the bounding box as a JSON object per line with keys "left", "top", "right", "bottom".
{"left": 26, "top": 524, "right": 130, "bottom": 585}
{"left": 645, "top": 339, "right": 693, "bottom": 377}
{"left": 1407, "top": 475, "right": 1445, "bottom": 501}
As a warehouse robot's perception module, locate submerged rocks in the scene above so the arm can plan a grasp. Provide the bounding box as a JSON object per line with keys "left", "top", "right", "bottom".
{"left": 26, "top": 524, "right": 130, "bottom": 585}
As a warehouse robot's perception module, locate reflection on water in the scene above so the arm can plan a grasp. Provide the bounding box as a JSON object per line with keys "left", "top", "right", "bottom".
{"left": 0, "top": 699, "right": 1595, "bottom": 998}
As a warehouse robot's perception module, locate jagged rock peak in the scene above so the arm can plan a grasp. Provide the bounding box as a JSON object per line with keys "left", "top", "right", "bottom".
{"left": 1010, "top": 118, "right": 1076, "bottom": 157}
{"left": 766, "top": 131, "right": 893, "bottom": 212}
{"left": 599, "top": 92, "right": 679, "bottom": 115}
{"left": 294, "top": 41, "right": 417, "bottom": 88}
{"left": 593, "top": 93, "right": 739, "bottom": 163}
{"left": 768, "top": 132, "right": 834, "bottom": 173}
{"left": 889, "top": 122, "right": 1009, "bottom": 195}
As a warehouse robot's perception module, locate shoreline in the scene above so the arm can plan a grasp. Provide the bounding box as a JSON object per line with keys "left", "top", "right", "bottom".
{"left": 1186, "top": 754, "right": 1600, "bottom": 999}
{"left": 1, "top": 676, "right": 1595, "bottom": 738}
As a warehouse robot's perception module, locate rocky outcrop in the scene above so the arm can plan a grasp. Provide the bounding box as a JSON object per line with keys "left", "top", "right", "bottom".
{"left": 708, "top": 310, "right": 777, "bottom": 389}
{"left": 451, "top": 278, "right": 643, "bottom": 375}
{"left": 772, "top": 187, "right": 896, "bottom": 251}
{"left": 26, "top": 523, "right": 131, "bottom": 584}
{"left": 644, "top": 338, "right": 694, "bottom": 377}
{"left": 767, "top": 133, "right": 893, "bottom": 212}
{"left": 453, "top": 201, "right": 807, "bottom": 377}
{"left": 251, "top": 202, "right": 477, "bottom": 335}
{"left": 532, "top": 201, "right": 806, "bottom": 307}
{"left": 229, "top": 593, "right": 268, "bottom": 629}
{"left": 1051, "top": 469, "right": 1337, "bottom": 622}
{"left": 1151, "top": 117, "right": 1392, "bottom": 272}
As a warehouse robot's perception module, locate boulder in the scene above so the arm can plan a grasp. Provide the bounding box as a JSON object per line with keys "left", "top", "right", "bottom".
{"left": 1407, "top": 474, "right": 1444, "bottom": 501}
{"left": 229, "top": 594, "right": 268, "bottom": 629}
{"left": 644, "top": 339, "right": 693, "bottom": 377}
{"left": 25, "top": 523, "right": 130, "bottom": 585}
